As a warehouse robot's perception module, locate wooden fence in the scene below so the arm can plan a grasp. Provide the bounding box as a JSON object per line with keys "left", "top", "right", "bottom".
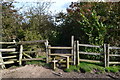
{"left": 0, "top": 40, "right": 48, "bottom": 69}
{"left": 76, "top": 41, "right": 120, "bottom": 67}
{"left": 0, "top": 36, "right": 120, "bottom": 69}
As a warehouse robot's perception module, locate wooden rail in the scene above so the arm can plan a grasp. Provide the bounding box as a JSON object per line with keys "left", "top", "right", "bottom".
{"left": 0, "top": 48, "right": 16, "bottom": 52}
{"left": 79, "top": 44, "right": 101, "bottom": 48}
{"left": 48, "top": 47, "right": 72, "bottom": 49}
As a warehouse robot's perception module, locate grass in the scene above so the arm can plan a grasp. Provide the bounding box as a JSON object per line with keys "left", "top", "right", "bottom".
{"left": 64, "top": 62, "right": 120, "bottom": 73}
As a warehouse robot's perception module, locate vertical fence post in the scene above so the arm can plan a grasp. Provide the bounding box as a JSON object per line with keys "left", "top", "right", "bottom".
{"left": 45, "top": 40, "right": 49, "bottom": 63}
{"left": 76, "top": 40, "right": 79, "bottom": 66}
{"left": 106, "top": 44, "right": 110, "bottom": 67}
{"left": 103, "top": 44, "right": 107, "bottom": 67}
{"left": 48, "top": 45, "right": 51, "bottom": 63}
{"left": 71, "top": 36, "right": 74, "bottom": 65}
{"left": 73, "top": 41, "right": 76, "bottom": 65}
{"left": 0, "top": 52, "right": 5, "bottom": 69}
{"left": 19, "top": 44, "right": 23, "bottom": 66}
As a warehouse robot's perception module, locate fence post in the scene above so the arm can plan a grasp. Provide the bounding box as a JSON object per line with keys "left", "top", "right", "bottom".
{"left": 19, "top": 44, "right": 23, "bottom": 66}
{"left": 71, "top": 36, "right": 74, "bottom": 65}
{"left": 45, "top": 40, "right": 49, "bottom": 63}
{"left": 103, "top": 44, "right": 107, "bottom": 67}
{"left": 106, "top": 44, "right": 110, "bottom": 67}
{"left": 73, "top": 41, "right": 76, "bottom": 65}
{"left": 0, "top": 52, "right": 6, "bottom": 69}
{"left": 76, "top": 40, "right": 79, "bottom": 66}
{"left": 47, "top": 45, "right": 51, "bottom": 63}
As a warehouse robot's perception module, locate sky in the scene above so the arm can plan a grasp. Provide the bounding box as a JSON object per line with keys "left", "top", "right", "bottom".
{"left": 12, "top": 0, "right": 78, "bottom": 14}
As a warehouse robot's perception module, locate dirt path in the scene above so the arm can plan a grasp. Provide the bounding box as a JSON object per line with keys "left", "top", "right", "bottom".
{"left": 1, "top": 65, "right": 120, "bottom": 78}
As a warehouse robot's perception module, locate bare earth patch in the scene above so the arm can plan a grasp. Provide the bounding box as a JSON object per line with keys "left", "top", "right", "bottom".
{"left": 1, "top": 65, "right": 120, "bottom": 78}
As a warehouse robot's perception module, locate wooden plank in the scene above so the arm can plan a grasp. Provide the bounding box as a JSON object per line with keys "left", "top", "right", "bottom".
{"left": 66, "top": 56, "right": 69, "bottom": 69}
{"left": 46, "top": 41, "right": 49, "bottom": 63}
{"left": 48, "top": 45, "right": 51, "bottom": 63}
{"left": 0, "top": 48, "right": 16, "bottom": 52}
{"left": 79, "top": 51, "right": 102, "bottom": 55}
{"left": 103, "top": 44, "right": 107, "bottom": 67}
{"left": 109, "top": 62, "right": 120, "bottom": 64}
{"left": 49, "top": 54, "right": 73, "bottom": 56}
{"left": 0, "top": 42, "right": 16, "bottom": 44}
{"left": 106, "top": 44, "right": 110, "bottom": 67}
{"left": 109, "top": 54, "right": 120, "bottom": 57}
{"left": 71, "top": 36, "right": 74, "bottom": 65}
{"left": 19, "top": 45, "right": 23, "bottom": 66}
{"left": 22, "top": 58, "right": 43, "bottom": 61}
{"left": 0, "top": 52, "right": 6, "bottom": 69}
{"left": 48, "top": 47, "right": 72, "bottom": 49}
{"left": 109, "top": 46, "right": 120, "bottom": 50}
{"left": 79, "top": 44, "right": 101, "bottom": 48}
{"left": 0, "top": 61, "right": 14, "bottom": 65}
{"left": 17, "top": 40, "right": 46, "bottom": 44}
{"left": 23, "top": 53, "right": 32, "bottom": 59}
{"left": 79, "top": 59, "right": 101, "bottom": 63}
{"left": 2, "top": 55, "right": 17, "bottom": 59}
{"left": 77, "top": 41, "right": 80, "bottom": 66}
{"left": 73, "top": 41, "right": 76, "bottom": 65}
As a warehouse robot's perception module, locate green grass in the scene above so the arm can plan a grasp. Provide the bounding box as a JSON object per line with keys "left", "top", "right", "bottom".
{"left": 64, "top": 62, "right": 120, "bottom": 73}
{"left": 105, "top": 66, "right": 120, "bottom": 73}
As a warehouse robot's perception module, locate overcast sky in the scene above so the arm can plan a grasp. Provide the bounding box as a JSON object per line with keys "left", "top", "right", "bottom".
{"left": 13, "top": 0, "right": 78, "bottom": 14}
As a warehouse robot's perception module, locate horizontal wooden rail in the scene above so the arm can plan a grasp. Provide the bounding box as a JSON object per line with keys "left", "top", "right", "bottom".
{"left": 79, "top": 44, "right": 101, "bottom": 48}
{"left": 79, "top": 59, "right": 101, "bottom": 63}
{"left": 0, "top": 61, "right": 15, "bottom": 65}
{"left": 109, "top": 46, "right": 120, "bottom": 50}
{"left": 23, "top": 51, "right": 41, "bottom": 53}
{"left": 2, "top": 55, "right": 17, "bottom": 59}
{"left": 49, "top": 54, "right": 73, "bottom": 56}
{"left": 17, "top": 40, "right": 47, "bottom": 44}
{"left": 0, "top": 42, "right": 16, "bottom": 44}
{"left": 48, "top": 47, "right": 72, "bottom": 49}
{"left": 79, "top": 51, "right": 102, "bottom": 55}
{"left": 0, "top": 48, "right": 16, "bottom": 52}
{"left": 109, "top": 62, "right": 120, "bottom": 64}
{"left": 22, "top": 58, "right": 44, "bottom": 61}
{"left": 109, "top": 54, "right": 120, "bottom": 57}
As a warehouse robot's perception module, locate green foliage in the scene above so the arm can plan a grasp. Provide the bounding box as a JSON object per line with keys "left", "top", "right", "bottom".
{"left": 105, "top": 66, "right": 120, "bottom": 73}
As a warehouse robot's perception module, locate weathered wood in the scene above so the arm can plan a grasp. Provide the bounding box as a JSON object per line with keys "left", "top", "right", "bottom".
{"left": 77, "top": 41, "right": 80, "bottom": 66}
{"left": 19, "top": 45, "right": 23, "bottom": 66}
{"left": 79, "top": 51, "right": 102, "bottom": 55}
{"left": 73, "top": 41, "right": 76, "bottom": 65}
{"left": 103, "top": 44, "right": 107, "bottom": 67}
{"left": 17, "top": 40, "right": 46, "bottom": 45}
{"left": 23, "top": 53, "right": 32, "bottom": 59}
{"left": 0, "top": 61, "right": 14, "bottom": 65}
{"left": 23, "top": 51, "right": 37, "bottom": 53}
{"left": 2, "top": 55, "right": 17, "bottom": 59}
{"left": 109, "top": 62, "right": 120, "bottom": 64}
{"left": 45, "top": 40, "right": 49, "bottom": 63}
{"left": 0, "top": 48, "right": 16, "bottom": 52}
{"left": 71, "top": 36, "right": 74, "bottom": 65}
{"left": 109, "top": 46, "right": 120, "bottom": 50}
{"left": 106, "top": 44, "right": 110, "bottom": 67}
{"left": 0, "top": 42, "right": 16, "bottom": 44}
{"left": 22, "top": 58, "right": 43, "bottom": 61}
{"left": 109, "top": 54, "right": 120, "bottom": 57}
{"left": 66, "top": 56, "right": 69, "bottom": 69}
{"left": 0, "top": 52, "right": 6, "bottom": 69}
{"left": 79, "top": 59, "right": 101, "bottom": 63}
{"left": 48, "top": 47, "right": 72, "bottom": 49}
{"left": 48, "top": 45, "right": 51, "bottom": 63}
{"left": 79, "top": 44, "right": 101, "bottom": 48}
{"left": 49, "top": 54, "right": 73, "bottom": 56}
